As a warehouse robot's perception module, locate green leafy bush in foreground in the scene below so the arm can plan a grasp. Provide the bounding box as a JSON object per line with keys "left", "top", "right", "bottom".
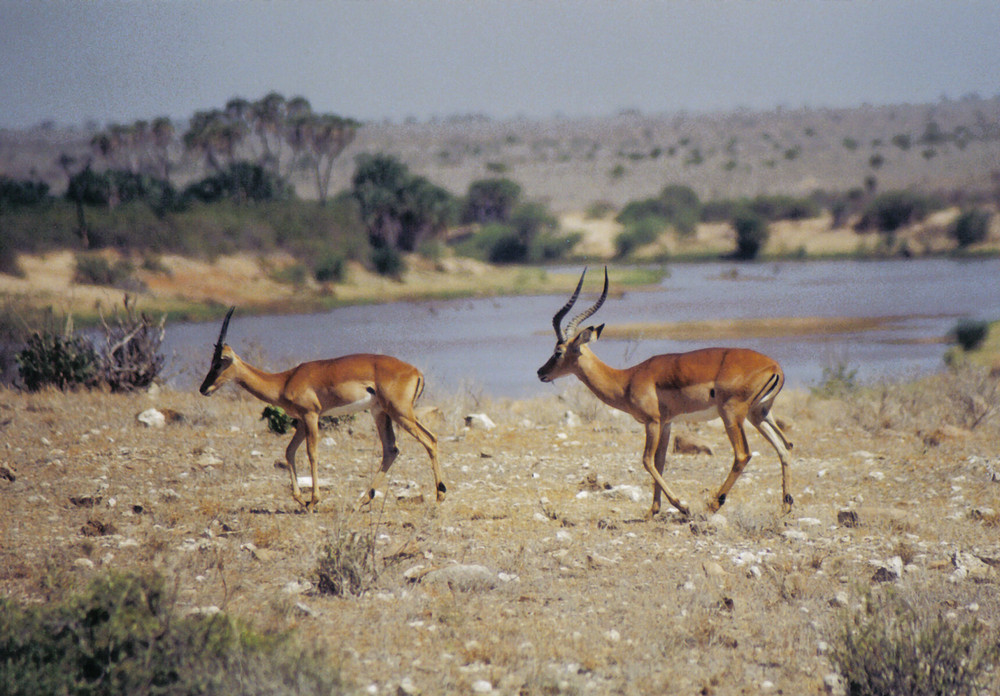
{"left": 0, "top": 571, "right": 345, "bottom": 696}
{"left": 829, "top": 590, "right": 1000, "bottom": 696}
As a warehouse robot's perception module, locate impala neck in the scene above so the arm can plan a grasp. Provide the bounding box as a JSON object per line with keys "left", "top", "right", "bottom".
{"left": 232, "top": 356, "right": 289, "bottom": 405}
{"left": 572, "top": 345, "right": 632, "bottom": 411}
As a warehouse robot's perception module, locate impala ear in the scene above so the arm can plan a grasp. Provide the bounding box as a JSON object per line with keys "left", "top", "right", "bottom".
{"left": 574, "top": 323, "right": 605, "bottom": 345}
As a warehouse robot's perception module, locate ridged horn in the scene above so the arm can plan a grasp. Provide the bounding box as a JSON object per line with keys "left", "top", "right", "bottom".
{"left": 212, "top": 307, "right": 235, "bottom": 361}
{"left": 563, "top": 266, "right": 608, "bottom": 339}
{"left": 552, "top": 268, "right": 588, "bottom": 341}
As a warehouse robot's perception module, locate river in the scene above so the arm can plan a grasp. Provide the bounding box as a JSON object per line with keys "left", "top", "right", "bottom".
{"left": 161, "top": 258, "right": 999, "bottom": 399}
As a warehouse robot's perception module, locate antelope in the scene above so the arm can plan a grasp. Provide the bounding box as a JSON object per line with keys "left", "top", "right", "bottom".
{"left": 199, "top": 308, "right": 445, "bottom": 511}
{"left": 537, "top": 268, "right": 793, "bottom": 518}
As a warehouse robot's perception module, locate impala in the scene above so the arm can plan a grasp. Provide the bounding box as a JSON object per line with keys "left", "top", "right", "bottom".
{"left": 199, "top": 308, "right": 445, "bottom": 511}
{"left": 537, "top": 268, "right": 793, "bottom": 518}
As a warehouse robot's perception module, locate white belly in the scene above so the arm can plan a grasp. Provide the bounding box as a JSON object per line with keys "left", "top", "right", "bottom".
{"left": 673, "top": 407, "right": 719, "bottom": 423}
{"left": 324, "top": 393, "right": 375, "bottom": 417}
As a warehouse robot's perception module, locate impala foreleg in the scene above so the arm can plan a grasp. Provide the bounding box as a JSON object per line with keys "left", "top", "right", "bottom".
{"left": 302, "top": 412, "right": 322, "bottom": 511}
{"left": 643, "top": 421, "right": 688, "bottom": 517}
{"left": 711, "top": 415, "right": 752, "bottom": 512}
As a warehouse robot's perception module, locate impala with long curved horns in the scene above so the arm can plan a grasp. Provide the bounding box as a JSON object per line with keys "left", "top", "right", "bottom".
{"left": 537, "top": 268, "right": 793, "bottom": 518}
{"left": 199, "top": 308, "right": 445, "bottom": 511}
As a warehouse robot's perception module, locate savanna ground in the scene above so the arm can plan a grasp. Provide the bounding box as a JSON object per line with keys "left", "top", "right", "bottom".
{"left": 2, "top": 365, "right": 999, "bottom": 695}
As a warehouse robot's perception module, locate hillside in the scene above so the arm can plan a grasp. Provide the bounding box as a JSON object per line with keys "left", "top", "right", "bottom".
{"left": 4, "top": 98, "right": 1000, "bottom": 214}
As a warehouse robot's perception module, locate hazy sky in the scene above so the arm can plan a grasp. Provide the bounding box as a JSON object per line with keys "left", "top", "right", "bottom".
{"left": 2, "top": 0, "right": 998, "bottom": 129}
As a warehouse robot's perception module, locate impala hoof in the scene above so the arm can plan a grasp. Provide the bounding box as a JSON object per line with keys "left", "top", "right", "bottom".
{"left": 782, "top": 493, "right": 794, "bottom": 514}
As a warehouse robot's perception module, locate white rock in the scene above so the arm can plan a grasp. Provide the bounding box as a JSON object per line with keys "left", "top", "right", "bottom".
{"left": 471, "top": 680, "right": 493, "bottom": 693}
{"left": 602, "top": 484, "right": 645, "bottom": 502}
{"left": 422, "top": 564, "right": 498, "bottom": 591}
{"left": 73, "top": 557, "right": 95, "bottom": 570}
{"left": 562, "top": 411, "right": 582, "bottom": 428}
{"left": 605, "top": 629, "right": 621, "bottom": 642}
{"left": 783, "top": 529, "right": 809, "bottom": 541}
{"left": 137, "top": 408, "right": 166, "bottom": 428}
{"left": 464, "top": 413, "right": 496, "bottom": 430}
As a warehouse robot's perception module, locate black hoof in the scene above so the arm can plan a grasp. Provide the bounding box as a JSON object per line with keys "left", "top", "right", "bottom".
{"left": 717, "top": 493, "right": 727, "bottom": 508}
{"left": 784, "top": 493, "right": 794, "bottom": 506}
{"left": 437, "top": 481, "right": 447, "bottom": 494}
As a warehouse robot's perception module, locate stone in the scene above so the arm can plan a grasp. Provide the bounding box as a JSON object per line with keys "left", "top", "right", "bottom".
{"left": 465, "top": 413, "right": 496, "bottom": 430}
{"left": 137, "top": 408, "right": 166, "bottom": 428}
{"left": 421, "top": 564, "right": 498, "bottom": 591}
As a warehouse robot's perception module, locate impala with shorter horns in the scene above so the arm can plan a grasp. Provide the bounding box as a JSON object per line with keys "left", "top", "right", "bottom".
{"left": 199, "top": 308, "right": 445, "bottom": 511}
{"left": 537, "top": 268, "right": 793, "bottom": 518}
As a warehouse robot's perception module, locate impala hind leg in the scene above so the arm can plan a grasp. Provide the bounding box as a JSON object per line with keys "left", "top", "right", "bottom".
{"left": 355, "top": 411, "right": 399, "bottom": 511}
{"left": 394, "top": 413, "right": 445, "bottom": 502}
{"left": 750, "top": 409, "right": 794, "bottom": 513}
{"left": 643, "top": 421, "right": 688, "bottom": 517}
{"left": 711, "top": 411, "right": 752, "bottom": 512}
{"left": 284, "top": 423, "right": 308, "bottom": 508}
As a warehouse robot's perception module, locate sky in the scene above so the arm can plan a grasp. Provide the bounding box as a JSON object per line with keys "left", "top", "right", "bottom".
{"left": 1, "top": 0, "right": 999, "bottom": 130}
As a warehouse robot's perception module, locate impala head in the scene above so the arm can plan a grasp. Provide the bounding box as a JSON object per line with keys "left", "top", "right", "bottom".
{"left": 199, "top": 307, "right": 236, "bottom": 396}
{"left": 537, "top": 267, "right": 608, "bottom": 383}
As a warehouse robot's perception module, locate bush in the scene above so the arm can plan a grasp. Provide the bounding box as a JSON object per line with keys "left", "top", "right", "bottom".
{"left": 615, "top": 217, "right": 665, "bottom": 258}
{"left": 950, "top": 209, "right": 990, "bottom": 248}
{"left": 857, "top": 190, "right": 940, "bottom": 232}
{"left": 312, "top": 251, "right": 347, "bottom": 283}
{"left": 617, "top": 184, "right": 700, "bottom": 237}
{"left": 0, "top": 176, "right": 50, "bottom": 212}
{"left": 0, "top": 571, "right": 345, "bottom": 696}
{"left": 262, "top": 405, "right": 295, "bottom": 434}
{"left": 951, "top": 319, "right": 989, "bottom": 352}
{"left": 184, "top": 162, "right": 292, "bottom": 204}
{"left": 461, "top": 178, "right": 522, "bottom": 224}
{"left": 16, "top": 325, "right": 98, "bottom": 391}
{"left": 315, "top": 530, "right": 377, "bottom": 596}
{"left": 371, "top": 244, "right": 405, "bottom": 277}
{"left": 95, "top": 298, "right": 166, "bottom": 392}
{"left": 73, "top": 254, "right": 138, "bottom": 289}
{"left": 732, "top": 211, "right": 769, "bottom": 260}
{"left": 829, "top": 590, "right": 1000, "bottom": 696}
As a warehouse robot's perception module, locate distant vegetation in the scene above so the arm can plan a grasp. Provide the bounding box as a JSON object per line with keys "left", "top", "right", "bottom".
{"left": 1, "top": 92, "right": 998, "bottom": 275}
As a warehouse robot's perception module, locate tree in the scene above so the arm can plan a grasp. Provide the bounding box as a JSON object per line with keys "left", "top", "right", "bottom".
{"left": 461, "top": 178, "right": 522, "bottom": 224}
{"left": 351, "top": 153, "right": 455, "bottom": 252}
{"left": 295, "top": 113, "right": 359, "bottom": 204}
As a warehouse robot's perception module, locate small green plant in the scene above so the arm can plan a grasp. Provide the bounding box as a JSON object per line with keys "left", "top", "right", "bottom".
{"left": 829, "top": 589, "right": 1000, "bottom": 696}
{"left": 312, "top": 251, "right": 347, "bottom": 283}
{"left": 262, "top": 405, "right": 295, "bottom": 434}
{"left": 315, "top": 529, "right": 377, "bottom": 596}
{"left": 811, "top": 362, "right": 859, "bottom": 398}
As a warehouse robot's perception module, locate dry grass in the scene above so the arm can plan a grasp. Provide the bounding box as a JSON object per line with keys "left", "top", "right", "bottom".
{"left": 1, "top": 369, "right": 999, "bottom": 694}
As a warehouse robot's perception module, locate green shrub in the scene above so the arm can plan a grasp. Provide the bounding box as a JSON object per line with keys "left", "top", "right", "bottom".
{"left": 950, "top": 209, "right": 990, "bottom": 248}
{"left": 0, "top": 571, "right": 345, "bottom": 696}
{"left": 857, "top": 190, "right": 939, "bottom": 232}
{"left": 371, "top": 244, "right": 405, "bottom": 277}
{"left": 732, "top": 211, "right": 769, "bottom": 260}
{"left": 615, "top": 217, "right": 665, "bottom": 258}
{"left": 313, "top": 251, "right": 347, "bottom": 282}
{"left": 829, "top": 590, "right": 1000, "bottom": 696}
{"left": 16, "top": 327, "right": 98, "bottom": 391}
{"left": 617, "top": 184, "right": 701, "bottom": 237}
{"left": 951, "top": 319, "right": 989, "bottom": 352}
{"left": 0, "top": 176, "right": 50, "bottom": 212}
